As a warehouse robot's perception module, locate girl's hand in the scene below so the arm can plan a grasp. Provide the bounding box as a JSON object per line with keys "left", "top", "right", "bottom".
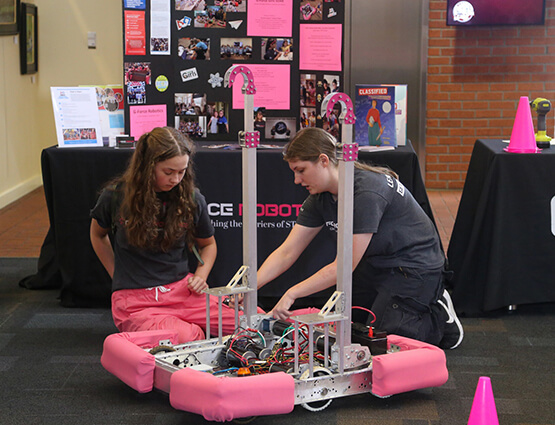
{"left": 270, "top": 291, "right": 295, "bottom": 321}
{"left": 187, "top": 275, "right": 209, "bottom": 294}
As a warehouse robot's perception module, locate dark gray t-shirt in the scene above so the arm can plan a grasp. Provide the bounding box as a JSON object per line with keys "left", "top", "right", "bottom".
{"left": 90, "top": 187, "right": 214, "bottom": 291}
{"left": 297, "top": 168, "right": 444, "bottom": 270}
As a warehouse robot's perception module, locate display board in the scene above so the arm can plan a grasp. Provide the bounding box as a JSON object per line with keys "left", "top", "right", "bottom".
{"left": 121, "top": 0, "right": 345, "bottom": 142}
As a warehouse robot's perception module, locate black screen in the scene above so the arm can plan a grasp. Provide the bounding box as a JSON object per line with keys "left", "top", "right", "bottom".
{"left": 446, "top": 0, "right": 546, "bottom": 26}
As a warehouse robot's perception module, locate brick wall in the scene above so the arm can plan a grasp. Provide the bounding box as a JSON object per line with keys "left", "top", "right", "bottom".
{"left": 426, "top": 0, "right": 555, "bottom": 189}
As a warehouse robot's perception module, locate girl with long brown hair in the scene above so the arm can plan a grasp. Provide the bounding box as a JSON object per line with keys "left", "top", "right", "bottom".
{"left": 90, "top": 127, "right": 239, "bottom": 342}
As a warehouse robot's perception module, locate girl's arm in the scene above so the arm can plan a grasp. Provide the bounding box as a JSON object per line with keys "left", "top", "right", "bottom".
{"left": 187, "top": 236, "right": 217, "bottom": 294}
{"left": 257, "top": 224, "right": 322, "bottom": 289}
{"left": 270, "top": 232, "right": 373, "bottom": 320}
{"left": 90, "top": 219, "right": 115, "bottom": 279}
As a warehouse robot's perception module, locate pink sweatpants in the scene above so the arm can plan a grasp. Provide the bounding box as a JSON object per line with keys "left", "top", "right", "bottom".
{"left": 112, "top": 274, "right": 264, "bottom": 343}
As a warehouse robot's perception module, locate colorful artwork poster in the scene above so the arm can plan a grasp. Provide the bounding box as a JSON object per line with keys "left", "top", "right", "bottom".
{"left": 247, "top": 0, "right": 293, "bottom": 37}
{"left": 231, "top": 64, "right": 290, "bottom": 110}
{"left": 129, "top": 104, "right": 167, "bottom": 141}
{"left": 124, "top": 10, "right": 146, "bottom": 55}
{"left": 124, "top": 0, "right": 146, "bottom": 9}
{"left": 299, "top": 24, "right": 342, "bottom": 71}
{"left": 355, "top": 85, "right": 397, "bottom": 147}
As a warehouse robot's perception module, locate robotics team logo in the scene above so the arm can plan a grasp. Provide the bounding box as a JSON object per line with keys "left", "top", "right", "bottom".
{"left": 452, "top": 1, "right": 475, "bottom": 23}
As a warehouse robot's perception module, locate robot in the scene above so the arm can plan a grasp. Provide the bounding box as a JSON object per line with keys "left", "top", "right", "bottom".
{"left": 101, "top": 65, "right": 449, "bottom": 422}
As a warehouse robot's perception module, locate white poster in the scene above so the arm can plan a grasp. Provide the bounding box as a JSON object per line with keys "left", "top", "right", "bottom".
{"left": 51, "top": 87, "right": 103, "bottom": 148}
{"left": 150, "top": 0, "right": 170, "bottom": 55}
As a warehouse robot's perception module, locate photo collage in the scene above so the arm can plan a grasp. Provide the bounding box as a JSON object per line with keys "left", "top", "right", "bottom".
{"left": 123, "top": 0, "right": 344, "bottom": 141}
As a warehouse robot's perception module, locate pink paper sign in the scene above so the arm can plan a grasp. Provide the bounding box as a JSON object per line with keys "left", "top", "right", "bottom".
{"left": 247, "top": 0, "right": 293, "bottom": 37}
{"left": 129, "top": 104, "right": 167, "bottom": 140}
{"left": 232, "top": 64, "right": 290, "bottom": 110}
{"left": 299, "top": 24, "right": 343, "bottom": 72}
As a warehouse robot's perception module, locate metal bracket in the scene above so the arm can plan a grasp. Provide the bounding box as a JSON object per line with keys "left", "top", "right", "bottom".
{"left": 319, "top": 291, "right": 344, "bottom": 318}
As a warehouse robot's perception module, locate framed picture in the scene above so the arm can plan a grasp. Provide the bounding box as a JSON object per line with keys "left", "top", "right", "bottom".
{"left": 19, "top": 2, "right": 37, "bottom": 74}
{"left": 0, "top": 0, "right": 20, "bottom": 35}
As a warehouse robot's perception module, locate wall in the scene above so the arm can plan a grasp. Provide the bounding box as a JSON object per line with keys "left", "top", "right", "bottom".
{"left": 3, "top": 0, "right": 555, "bottom": 204}
{"left": 426, "top": 0, "right": 555, "bottom": 189}
{"left": 0, "top": 0, "right": 122, "bottom": 209}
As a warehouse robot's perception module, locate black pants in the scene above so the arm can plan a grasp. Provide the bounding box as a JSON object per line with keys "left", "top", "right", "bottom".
{"left": 352, "top": 264, "right": 445, "bottom": 346}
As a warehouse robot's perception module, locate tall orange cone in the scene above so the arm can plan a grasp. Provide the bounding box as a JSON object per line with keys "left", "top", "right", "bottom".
{"left": 467, "top": 376, "right": 499, "bottom": 425}
{"left": 505, "top": 96, "right": 540, "bottom": 153}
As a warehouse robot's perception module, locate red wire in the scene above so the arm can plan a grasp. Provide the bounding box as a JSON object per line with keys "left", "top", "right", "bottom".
{"left": 352, "top": 305, "right": 376, "bottom": 323}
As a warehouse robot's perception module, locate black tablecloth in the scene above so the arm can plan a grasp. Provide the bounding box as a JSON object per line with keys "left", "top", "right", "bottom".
{"left": 22, "top": 141, "right": 435, "bottom": 309}
{"left": 447, "top": 139, "right": 555, "bottom": 316}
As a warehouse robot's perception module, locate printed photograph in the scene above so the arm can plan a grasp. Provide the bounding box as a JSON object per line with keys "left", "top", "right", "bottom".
{"left": 176, "top": 0, "right": 206, "bottom": 11}
{"left": 178, "top": 37, "right": 210, "bottom": 60}
{"left": 266, "top": 117, "right": 296, "bottom": 140}
{"left": 126, "top": 81, "right": 146, "bottom": 105}
{"left": 261, "top": 38, "right": 293, "bottom": 61}
{"left": 215, "top": 0, "right": 246, "bottom": 12}
{"left": 62, "top": 128, "right": 97, "bottom": 142}
{"left": 300, "top": 107, "right": 317, "bottom": 129}
{"left": 323, "top": 74, "right": 341, "bottom": 93}
{"left": 208, "top": 105, "right": 230, "bottom": 134}
{"left": 150, "top": 37, "right": 169, "bottom": 53}
{"left": 176, "top": 116, "right": 206, "bottom": 138}
{"left": 220, "top": 38, "right": 253, "bottom": 60}
{"left": 175, "top": 93, "right": 207, "bottom": 116}
{"left": 322, "top": 102, "right": 341, "bottom": 139}
{"left": 300, "top": 74, "right": 316, "bottom": 107}
{"left": 194, "top": 6, "right": 227, "bottom": 28}
{"left": 124, "top": 62, "right": 151, "bottom": 85}
{"left": 253, "top": 107, "right": 266, "bottom": 139}
{"left": 300, "top": 0, "right": 323, "bottom": 20}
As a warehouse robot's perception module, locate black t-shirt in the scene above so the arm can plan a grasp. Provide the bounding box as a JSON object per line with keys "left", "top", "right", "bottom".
{"left": 90, "top": 187, "right": 214, "bottom": 291}
{"left": 297, "top": 168, "right": 444, "bottom": 270}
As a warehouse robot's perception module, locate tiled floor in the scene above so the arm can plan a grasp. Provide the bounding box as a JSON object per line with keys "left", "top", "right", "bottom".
{"left": 427, "top": 190, "right": 463, "bottom": 253}
{"left": 0, "top": 187, "right": 462, "bottom": 257}
{"left": 0, "top": 188, "right": 50, "bottom": 257}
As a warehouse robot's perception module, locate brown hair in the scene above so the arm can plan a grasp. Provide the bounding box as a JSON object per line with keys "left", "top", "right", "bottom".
{"left": 283, "top": 127, "right": 399, "bottom": 179}
{"left": 116, "top": 127, "right": 197, "bottom": 252}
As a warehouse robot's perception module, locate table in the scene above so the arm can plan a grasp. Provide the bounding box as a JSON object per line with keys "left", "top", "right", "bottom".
{"left": 447, "top": 139, "right": 555, "bottom": 316}
{"left": 21, "top": 141, "right": 435, "bottom": 309}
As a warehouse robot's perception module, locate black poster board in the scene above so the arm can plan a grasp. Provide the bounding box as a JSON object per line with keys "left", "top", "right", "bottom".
{"left": 121, "top": 0, "right": 345, "bottom": 142}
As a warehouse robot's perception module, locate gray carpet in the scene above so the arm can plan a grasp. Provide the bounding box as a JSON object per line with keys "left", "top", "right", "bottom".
{"left": 1, "top": 258, "right": 554, "bottom": 425}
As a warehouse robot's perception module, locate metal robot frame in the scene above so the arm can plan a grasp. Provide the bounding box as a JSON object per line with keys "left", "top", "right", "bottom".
{"left": 101, "top": 65, "right": 448, "bottom": 422}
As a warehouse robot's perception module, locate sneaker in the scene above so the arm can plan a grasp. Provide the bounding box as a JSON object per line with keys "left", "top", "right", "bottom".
{"left": 438, "top": 289, "right": 464, "bottom": 349}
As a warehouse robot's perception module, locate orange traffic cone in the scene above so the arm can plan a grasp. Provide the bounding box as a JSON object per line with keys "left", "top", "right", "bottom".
{"left": 467, "top": 376, "right": 499, "bottom": 425}
{"left": 505, "top": 96, "right": 540, "bottom": 153}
